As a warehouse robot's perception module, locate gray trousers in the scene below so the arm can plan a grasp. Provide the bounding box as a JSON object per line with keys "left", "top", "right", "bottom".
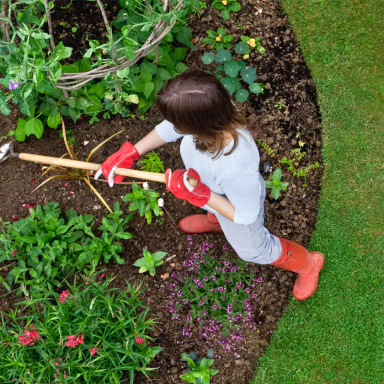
{"left": 215, "top": 188, "right": 282, "bottom": 265}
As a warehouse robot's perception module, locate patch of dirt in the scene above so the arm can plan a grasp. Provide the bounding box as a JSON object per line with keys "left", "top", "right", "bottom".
{"left": 0, "top": 0, "right": 323, "bottom": 383}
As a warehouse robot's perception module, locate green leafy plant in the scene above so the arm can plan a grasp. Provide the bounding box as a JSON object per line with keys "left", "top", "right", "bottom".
{"left": 133, "top": 249, "right": 167, "bottom": 276}
{"left": 235, "top": 35, "right": 265, "bottom": 57}
{"left": 257, "top": 139, "right": 275, "bottom": 157}
{"left": 0, "top": 202, "right": 132, "bottom": 296}
{"left": 274, "top": 101, "right": 286, "bottom": 109}
{"left": 265, "top": 167, "right": 289, "bottom": 199}
{"left": 201, "top": 49, "right": 264, "bottom": 101}
{"left": 0, "top": 274, "right": 161, "bottom": 383}
{"left": 122, "top": 181, "right": 163, "bottom": 224}
{"left": 212, "top": 0, "right": 241, "bottom": 20}
{"left": 139, "top": 151, "right": 165, "bottom": 173}
{"left": 201, "top": 27, "right": 234, "bottom": 51}
{"left": 180, "top": 350, "right": 219, "bottom": 384}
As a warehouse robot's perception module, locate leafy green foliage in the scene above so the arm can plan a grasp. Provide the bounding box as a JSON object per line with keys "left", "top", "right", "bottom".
{"left": 133, "top": 249, "right": 167, "bottom": 276}
{"left": 122, "top": 181, "right": 163, "bottom": 224}
{"left": 201, "top": 27, "right": 234, "bottom": 50}
{"left": 0, "top": 0, "right": 194, "bottom": 134}
{"left": 0, "top": 202, "right": 132, "bottom": 296}
{"left": 200, "top": 49, "right": 264, "bottom": 101}
{"left": 180, "top": 350, "right": 219, "bottom": 384}
{"left": 239, "top": 35, "right": 265, "bottom": 55}
{"left": 212, "top": 0, "right": 241, "bottom": 20}
{"left": 0, "top": 275, "right": 161, "bottom": 383}
{"left": 173, "top": 250, "right": 256, "bottom": 334}
{"left": 138, "top": 151, "right": 165, "bottom": 173}
{"left": 264, "top": 167, "right": 289, "bottom": 199}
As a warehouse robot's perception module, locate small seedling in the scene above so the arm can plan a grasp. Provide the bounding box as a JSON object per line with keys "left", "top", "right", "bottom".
{"left": 201, "top": 27, "right": 234, "bottom": 51}
{"left": 265, "top": 167, "right": 289, "bottom": 200}
{"left": 212, "top": 0, "right": 241, "bottom": 20}
{"left": 180, "top": 349, "right": 218, "bottom": 384}
{"left": 133, "top": 249, "right": 167, "bottom": 276}
{"left": 257, "top": 139, "right": 275, "bottom": 157}
{"left": 138, "top": 151, "right": 165, "bottom": 173}
{"left": 274, "top": 101, "right": 286, "bottom": 109}
{"left": 122, "top": 182, "right": 163, "bottom": 224}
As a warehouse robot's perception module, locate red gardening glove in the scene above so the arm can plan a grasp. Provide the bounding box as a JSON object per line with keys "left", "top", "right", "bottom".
{"left": 165, "top": 168, "right": 211, "bottom": 208}
{"left": 94, "top": 141, "right": 140, "bottom": 187}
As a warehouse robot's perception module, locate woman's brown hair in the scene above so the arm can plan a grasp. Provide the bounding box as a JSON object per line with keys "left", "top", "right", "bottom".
{"left": 157, "top": 69, "right": 247, "bottom": 158}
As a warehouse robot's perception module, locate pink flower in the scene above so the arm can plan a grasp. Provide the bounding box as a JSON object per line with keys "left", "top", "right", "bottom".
{"left": 55, "top": 362, "right": 59, "bottom": 366}
{"left": 59, "top": 291, "right": 69, "bottom": 303}
{"left": 68, "top": 189, "right": 74, "bottom": 194}
{"left": 64, "top": 182, "right": 68, "bottom": 187}
{"left": 135, "top": 337, "right": 145, "bottom": 344}
{"left": 89, "top": 347, "right": 100, "bottom": 355}
{"left": 12, "top": 215, "right": 18, "bottom": 221}
{"left": 12, "top": 250, "right": 18, "bottom": 256}
{"left": 18, "top": 326, "right": 41, "bottom": 346}
{"left": 65, "top": 334, "right": 84, "bottom": 348}
{"left": 101, "top": 273, "right": 105, "bottom": 278}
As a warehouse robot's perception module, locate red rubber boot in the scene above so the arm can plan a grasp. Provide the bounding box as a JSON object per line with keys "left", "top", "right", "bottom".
{"left": 271, "top": 238, "right": 324, "bottom": 301}
{"left": 178, "top": 213, "right": 223, "bottom": 234}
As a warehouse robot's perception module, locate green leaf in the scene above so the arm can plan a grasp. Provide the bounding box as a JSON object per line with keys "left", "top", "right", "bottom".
{"left": 51, "top": 41, "right": 72, "bottom": 61}
{"left": 249, "top": 82, "right": 263, "bottom": 94}
{"left": 220, "top": 77, "right": 239, "bottom": 95}
{"left": 240, "top": 67, "right": 257, "bottom": 84}
{"left": 143, "top": 82, "right": 155, "bottom": 99}
{"left": 84, "top": 95, "right": 102, "bottom": 116}
{"left": 202, "top": 52, "right": 216, "bottom": 65}
{"left": 235, "top": 43, "right": 248, "bottom": 54}
{"left": 15, "top": 118, "right": 27, "bottom": 141}
{"left": 140, "top": 62, "right": 158, "bottom": 75}
{"left": 228, "top": 2, "right": 241, "bottom": 11}
{"left": 235, "top": 89, "right": 249, "bottom": 102}
{"left": 224, "top": 61, "right": 241, "bottom": 78}
{"left": 215, "top": 49, "right": 232, "bottom": 63}
{"left": 174, "top": 47, "right": 187, "bottom": 61}
{"left": 176, "top": 62, "right": 189, "bottom": 73}
{"left": 221, "top": 8, "right": 230, "bottom": 20}
{"left": 271, "top": 186, "right": 280, "bottom": 200}
{"left": 25, "top": 118, "right": 44, "bottom": 139}
{"left": 31, "top": 32, "right": 51, "bottom": 40}
{"left": 68, "top": 107, "right": 81, "bottom": 122}
{"left": 158, "top": 68, "right": 172, "bottom": 81}
{"left": 273, "top": 167, "right": 282, "bottom": 181}
{"left": 176, "top": 27, "right": 195, "bottom": 49}
{"left": 88, "top": 83, "right": 105, "bottom": 99}
{"left": 47, "top": 113, "right": 61, "bottom": 129}
{"left": 117, "top": 67, "right": 130, "bottom": 78}
{"left": 116, "top": 232, "right": 132, "bottom": 240}
{"left": 20, "top": 236, "right": 37, "bottom": 244}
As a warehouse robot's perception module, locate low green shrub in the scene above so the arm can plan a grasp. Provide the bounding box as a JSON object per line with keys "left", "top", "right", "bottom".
{"left": 0, "top": 202, "right": 132, "bottom": 296}
{"left": 0, "top": 274, "right": 161, "bottom": 383}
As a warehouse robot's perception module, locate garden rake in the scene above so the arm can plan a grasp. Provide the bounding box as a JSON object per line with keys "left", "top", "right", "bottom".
{"left": 0, "top": 142, "right": 198, "bottom": 187}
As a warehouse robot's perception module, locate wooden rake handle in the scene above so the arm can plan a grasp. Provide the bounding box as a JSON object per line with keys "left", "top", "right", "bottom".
{"left": 19, "top": 153, "right": 199, "bottom": 187}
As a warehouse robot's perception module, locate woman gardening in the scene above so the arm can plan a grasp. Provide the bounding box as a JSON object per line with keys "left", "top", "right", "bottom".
{"left": 95, "top": 70, "right": 324, "bottom": 301}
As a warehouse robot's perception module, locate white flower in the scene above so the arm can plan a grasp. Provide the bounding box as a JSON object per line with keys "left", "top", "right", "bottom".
{"left": 143, "top": 182, "right": 149, "bottom": 190}
{"left": 158, "top": 198, "right": 164, "bottom": 207}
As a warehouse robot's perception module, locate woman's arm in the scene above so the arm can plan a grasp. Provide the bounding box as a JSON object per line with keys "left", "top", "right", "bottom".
{"left": 134, "top": 129, "right": 168, "bottom": 156}
{"left": 206, "top": 192, "right": 235, "bottom": 222}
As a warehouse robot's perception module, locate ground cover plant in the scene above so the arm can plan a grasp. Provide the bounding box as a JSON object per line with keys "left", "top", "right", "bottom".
{"left": 181, "top": 350, "right": 219, "bottom": 383}
{"left": 0, "top": 202, "right": 131, "bottom": 297}
{"left": 0, "top": 0, "right": 324, "bottom": 382}
{"left": 0, "top": 274, "right": 160, "bottom": 383}
{"left": 252, "top": 0, "right": 384, "bottom": 382}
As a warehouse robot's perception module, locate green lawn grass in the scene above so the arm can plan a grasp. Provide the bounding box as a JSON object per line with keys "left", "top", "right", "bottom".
{"left": 252, "top": 1, "right": 384, "bottom": 383}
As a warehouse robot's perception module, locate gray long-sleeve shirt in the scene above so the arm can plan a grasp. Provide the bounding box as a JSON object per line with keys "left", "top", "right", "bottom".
{"left": 156, "top": 120, "right": 265, "bottom": 225}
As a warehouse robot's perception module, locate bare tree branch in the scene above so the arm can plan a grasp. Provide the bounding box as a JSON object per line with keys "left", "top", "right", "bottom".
{"left": 43, "top": 0, "right": 55, "bottom": 49}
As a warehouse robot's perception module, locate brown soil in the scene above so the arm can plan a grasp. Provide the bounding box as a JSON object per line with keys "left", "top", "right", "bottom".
{"left": 0, "top": 0, "right": 322, "bottom": 383}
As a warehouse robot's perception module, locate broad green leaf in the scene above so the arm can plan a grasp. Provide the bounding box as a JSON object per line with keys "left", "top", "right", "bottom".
{"left": 174, "top": 47, "right": 187, "bottom": 61}
{"left": 31, "top": 32, "right": 51, "bottom": 40}
{"left": 84, "top": 95, "right": 102, "bottom": 116}
{"left": 176, "top": 27, "right": 195, "bottom": 49}
{"left": 51, "top": 41, "right": 72, "bottom": 61}
{"left": 87, "top": 83, "right": 105, "bottom": 99}
{"left": 235, "top": 43, "right": 248, "bottom": 54}
{"left": 158, "top": 68, "right": 172, "bottom": 81}
{"left": 143, "top": 82, "right": 154, "bottom": 99}
{"left": 117, "top": 67, "right": 130, "bottom": 78}
{"left": 176, "top": 62, "right": 189, "bottom": 73}
{"left": 240, "top": 67, "right": 257, "bottom": 84}
{"left": 220, "top": 77, "right": 239, "bottom": 95}
{"left": 235, "top": 89, "right": 249, "bottom": 102}
{"left": 221, "top": 8, "right": 230, "bottom": 20}
{"left": 224, "top": 61, "right": 241, "bottom": 78}
{"left": 202, "top": 52, "right": 216, "bottom": 65}
{"left": 62, "top": 63, "right": 79, "bottom": 74}
{"left": 47, "top": 113, "right": 61, "bottom": 129}
{"left": 271, "top": 186, "right": 280, "bottom": 200}
{"left": 228, "top": 2, "right": 241, "bottom": 11}
{"left": 25, "top": 118, "right": 44, "bottom": 139}
{"left": 15, "top": 118, "right": 27, "bottom": 141}
{"left": 249, "top": 82, "right": 263, "bottom": 94}
{"left": 215, "top": 48, "right": 232, "bottom": 63}
{"left": 272, "top": 168, "right": 282, "bottom": 181}
{"left": 140, "top": 62, "right": 158, "bottom": 75}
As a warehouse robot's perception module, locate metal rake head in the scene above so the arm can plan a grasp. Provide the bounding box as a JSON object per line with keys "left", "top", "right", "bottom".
{"left": 0, "top": 142, "right": 17, "bottom": 164}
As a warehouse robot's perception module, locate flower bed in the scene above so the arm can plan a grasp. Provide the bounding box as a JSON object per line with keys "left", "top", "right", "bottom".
{"left": 0, "top": 0, "right": 323, "bottom": 382}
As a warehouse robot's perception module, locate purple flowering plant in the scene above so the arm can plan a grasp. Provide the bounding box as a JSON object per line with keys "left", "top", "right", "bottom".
{"left": 173, "top": 249, "right": 255, "bottom": 334}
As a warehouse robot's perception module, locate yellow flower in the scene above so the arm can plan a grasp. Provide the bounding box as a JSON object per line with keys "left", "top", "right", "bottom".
{"left": 216, "top": 35, "right": 222, "bottom": 42}
{"left": 222, "top": 0, "right": 227, "bottom": 5}
{"left": 243, "top": 53, "right": 249, "bottom": 60}
{"left": 247, "top": 39, "right": 256, "bottom": 47}
{"left": 298, "top": 140, "right": 305, "bottom": 147}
